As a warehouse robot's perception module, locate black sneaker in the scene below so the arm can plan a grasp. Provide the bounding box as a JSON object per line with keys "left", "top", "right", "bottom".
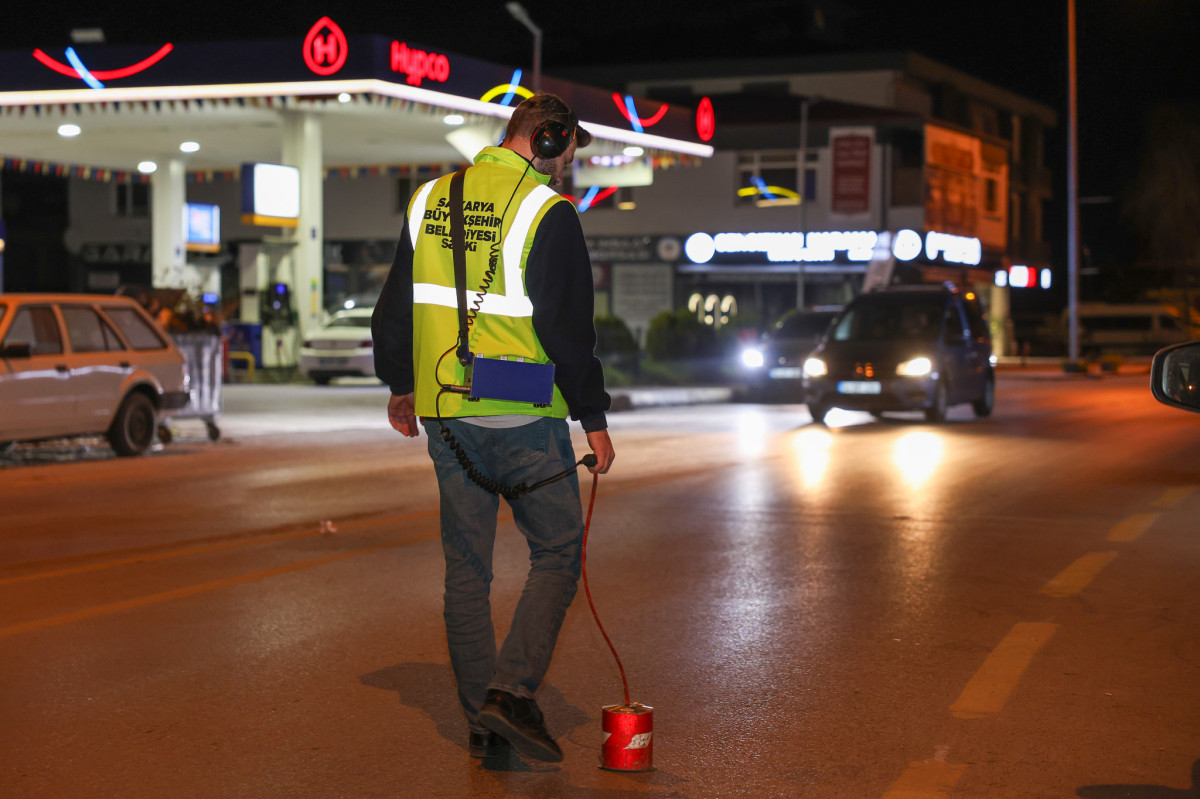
{"left": 468, "top": 730, "right": 508, "bottom": 758}
{"left": 477, "top": 689, "right": 563, "bottom": 763}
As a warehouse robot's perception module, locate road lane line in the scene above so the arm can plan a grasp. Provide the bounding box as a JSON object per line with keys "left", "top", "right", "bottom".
{"left": 949, "top": 622, "right": 1058, "bottom": 719}
{"left": 1041, "top": 552, "right": 1118, "bottom": 598}
{"left": 0, "top": 535, "right": 436, "bottom": 641}
{"left": 881, "top": 755, "right": 967, "bottom": 799}
{"left": 0, "top": 508, "right": 440, "bottom": 587}
{"left": 1107, "top": 512, "right": 1159, "bottom": 542}
{"left": 1153, "top": 487, "right": 1195, "bottom": 508}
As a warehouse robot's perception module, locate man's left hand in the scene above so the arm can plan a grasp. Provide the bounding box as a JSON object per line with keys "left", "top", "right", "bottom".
{"left": 387, "top": 393, "right": 419, "bottom": 437}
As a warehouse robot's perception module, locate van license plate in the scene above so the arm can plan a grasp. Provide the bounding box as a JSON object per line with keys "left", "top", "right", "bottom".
{"left": 838, "top": 381, "right": 881, "bottom": 394}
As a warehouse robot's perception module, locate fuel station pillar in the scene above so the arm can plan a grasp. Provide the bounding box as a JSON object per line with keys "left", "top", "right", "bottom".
{"left": 151, "top": 158, "right": 186, "bottom": 289}
{"left": 282, "top": 110, "right": 324, "bottom": 342}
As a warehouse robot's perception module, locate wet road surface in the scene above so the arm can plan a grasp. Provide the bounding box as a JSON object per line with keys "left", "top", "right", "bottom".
{"left": 3, "top": 374, "right": 1200, "bottom": 797}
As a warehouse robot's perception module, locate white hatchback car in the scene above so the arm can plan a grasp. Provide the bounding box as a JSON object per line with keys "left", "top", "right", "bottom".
{"left": 0, "top": 293, "right": 188, "bottom": 456}
{"left": 298, "top": 307, "right": 377, "bottom": 385}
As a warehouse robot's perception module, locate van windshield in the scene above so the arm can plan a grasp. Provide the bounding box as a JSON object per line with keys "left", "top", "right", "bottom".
{"left": 832, "top": 294, "right": 944, "bottom": 343}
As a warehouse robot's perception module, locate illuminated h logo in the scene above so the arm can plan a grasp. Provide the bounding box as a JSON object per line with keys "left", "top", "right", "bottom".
{"left": 303, "top": 17, "right": 347, "bottom": 75}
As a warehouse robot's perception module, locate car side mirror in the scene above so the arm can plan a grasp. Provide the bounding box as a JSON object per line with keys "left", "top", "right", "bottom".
{"left": 0, "top": 342, "right": 32, "bottom": 359}
{"left": 1151, "top": 341, "right": 1200, "bottom": 412}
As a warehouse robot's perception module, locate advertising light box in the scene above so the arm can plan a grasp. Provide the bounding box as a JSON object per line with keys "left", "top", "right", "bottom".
{"left": 184, "top": 202, "right": 221, "bottom": 252}
{"left": 241, "top": 163, "right": 300, "bottom": 228}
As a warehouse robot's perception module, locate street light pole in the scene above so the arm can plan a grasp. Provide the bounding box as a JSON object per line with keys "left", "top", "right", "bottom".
{"left": 1067, "top": 0, "right": 1080, "bottom": 362}
{"left": 506, "top": 2, "right": 542, "bottom": 92}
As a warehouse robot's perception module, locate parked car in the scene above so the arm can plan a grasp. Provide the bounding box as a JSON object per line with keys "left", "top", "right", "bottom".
{"left": 739, "top": 308, "right": 840, "bottom": 401}
{"left": 298, "top": 307, "right": 376, "bottom": 385}
{"left": 1067, "top": 302, "right": 1199, "bottom": 357}
{"left": 0, "top": 293, "right": 189, "bottom": 455}
{"left": 802, "top": 284, "right": 994, "bottom": 424}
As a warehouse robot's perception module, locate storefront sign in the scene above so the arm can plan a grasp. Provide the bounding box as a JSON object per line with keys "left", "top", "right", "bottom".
{"left": 585, "top": 235, "right": 681, "bottom": 264}
{"left": 685, "top": 229, "right": 982, "bottom": 267}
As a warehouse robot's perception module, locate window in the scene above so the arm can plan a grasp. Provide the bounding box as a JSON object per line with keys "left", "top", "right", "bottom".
{"left": 3, "top": 306, "right": 63, "bottom": 355}
{"left": 62, "top": 306, "right": 126, "bottom": 353}
{"left": 984, "top": 178, "right": 999, "bottom": 213}
{"left": 736, "top": 151, "right": 816, "bottom": 208}
{"left": 103, "top": 307, "right": 167, "bottom": 350}
{"left": 115, "top": 182, "right": 150, "bottom": 218}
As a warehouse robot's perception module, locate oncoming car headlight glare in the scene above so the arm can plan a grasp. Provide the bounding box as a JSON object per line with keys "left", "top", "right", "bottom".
{"left": 803, "top": 357, "right": 827, "bottom": 378}
{"left": 741, "top": 348, "right": 765, "bottom": 369}
{"left": 896, "top": 356, "right": 933, "bottom": 377}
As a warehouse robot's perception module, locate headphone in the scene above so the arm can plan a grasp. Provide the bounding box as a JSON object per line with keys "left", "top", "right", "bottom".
{"left": 530, "top": 120, "right": 572, "bottom": 160}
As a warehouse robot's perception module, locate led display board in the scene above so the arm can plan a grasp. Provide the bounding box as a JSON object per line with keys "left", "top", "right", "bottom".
{"left": 183, "top": 202, "right": 221, "bottom": 252}
{"left": 240, "top": 163, "right": 300, "bottom": 228}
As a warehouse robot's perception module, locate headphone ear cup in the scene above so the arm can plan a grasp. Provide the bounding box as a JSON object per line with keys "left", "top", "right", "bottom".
{"left": 531, "top": 121, "right": 570, "bottom": 160}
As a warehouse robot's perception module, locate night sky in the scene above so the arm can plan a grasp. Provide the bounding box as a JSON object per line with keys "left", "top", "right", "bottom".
{"left": 2, "top": 0, "right": 1197, "bottom": 201}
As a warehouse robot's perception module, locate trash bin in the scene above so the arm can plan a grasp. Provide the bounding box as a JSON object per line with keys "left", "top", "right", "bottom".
{"left": 163, "top": 332, "right": 223, "bottom": 442}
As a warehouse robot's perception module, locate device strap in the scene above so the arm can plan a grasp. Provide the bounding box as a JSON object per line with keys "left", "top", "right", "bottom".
{"left": 448, "top": 168, "right": 471, "bottom": 365}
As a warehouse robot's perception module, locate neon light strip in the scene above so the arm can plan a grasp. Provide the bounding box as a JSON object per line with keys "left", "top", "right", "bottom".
{"left": 0, "top": 78, "right": 715, "bottom": 158}
{"left": 622, "top": 95, "right": 644, "bottom": 133}
{"left": 612, "top": 93, "right": 668, "bottom": 128}
{"left": 751, "top": 176, "right": 775, "bottom": 201}
{"left": 32, "top": 44, "right": 174, "bottom": 80}
{"left": 480, "top": 82, "right": 533, "bottom": 103}
{"left": 64, "top": 48, "right": 104, "bottom": 89}
{"left": 499, "top": 69, "right": 521, "bottom": 107}
{"left": 577, "top": 185, "right": 599, "bottom": 212}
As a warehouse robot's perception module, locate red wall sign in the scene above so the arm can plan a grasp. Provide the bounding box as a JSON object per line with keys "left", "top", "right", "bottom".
{"left": 831, "top": 130, "right": 872, "bottom": 216}
{"left": 390, "top": 41, "right": 449, "bottom": 86}
{"left": 696, "top": 97, "right": 715, "bottom": 142}
{"left": 303, "top": 17, "right": 348, "bottom": 76}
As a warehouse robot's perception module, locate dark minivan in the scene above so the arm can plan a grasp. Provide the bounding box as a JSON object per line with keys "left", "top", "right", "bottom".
{"left": 802, "top": 284, "right": 994, "bottom": 424}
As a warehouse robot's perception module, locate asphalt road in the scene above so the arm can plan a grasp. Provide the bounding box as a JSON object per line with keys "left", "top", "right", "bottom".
{"left": 3, "top": 374, "right": 1200, "bottom": 798}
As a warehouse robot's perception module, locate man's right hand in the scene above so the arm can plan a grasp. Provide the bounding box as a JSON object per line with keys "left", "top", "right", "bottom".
{"left": 387, "top": 393, "right": 419, "bottom": 437}
{"left": 585, "top": 429, "right": 614, "bottom": 474}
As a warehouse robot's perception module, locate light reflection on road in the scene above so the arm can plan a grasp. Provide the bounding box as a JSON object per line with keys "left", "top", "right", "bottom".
{"left": 791, "top": 427, "right": 834, "bottom": 489}
{"left": 893, "top": 431, "right": 945, "bottom": 490}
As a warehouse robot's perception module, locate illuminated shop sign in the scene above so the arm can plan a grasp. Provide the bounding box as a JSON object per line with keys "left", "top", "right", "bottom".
{"left": 995, "top": 265, "right": 1052, "bottom": 290}
{"left": 391, "top": 41, "right": 449, "bottom": 86}
{"left": 184, "top": 202, "right": 221, "bottom": 253}
{"left": 241, "top": 163, "right": 300, "bottom": 228}
{"left": 685, "top": 229, "right": 983, "bottom": 266}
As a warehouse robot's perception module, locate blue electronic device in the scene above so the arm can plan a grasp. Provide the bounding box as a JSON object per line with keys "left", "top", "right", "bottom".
{"left": 469, "top": 356, "right": 556, "bottom": 406}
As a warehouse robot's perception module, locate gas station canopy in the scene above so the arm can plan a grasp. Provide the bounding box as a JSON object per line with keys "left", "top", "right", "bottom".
{"left": 0, "top": 17, "right": 714, "bottom": 173}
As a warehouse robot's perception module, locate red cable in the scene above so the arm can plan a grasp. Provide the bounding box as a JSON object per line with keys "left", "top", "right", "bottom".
{"left": 580, "top": 472, "right": 631, "bottom": 707}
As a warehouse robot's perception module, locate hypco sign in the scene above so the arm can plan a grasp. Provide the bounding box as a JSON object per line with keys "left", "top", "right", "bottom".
{"left": 685, "top": 229, "right": 982, "bottom": 266}
{"left": 303, "top": 17, "right": 348, "bottom": 76}
{"left": 301, "top": 18, "right": 449, "bottom": 86}
{"left": 391, "top": 41, "right": 449, "bottom": 86}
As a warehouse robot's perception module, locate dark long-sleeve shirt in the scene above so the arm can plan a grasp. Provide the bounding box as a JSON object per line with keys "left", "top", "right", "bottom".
{"left": 373, "top": 190, "right": 610, "bottom": 433}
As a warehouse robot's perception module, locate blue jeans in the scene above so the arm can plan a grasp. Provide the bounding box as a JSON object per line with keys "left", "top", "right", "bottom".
{"left": 422, "top": 416, "right": 583, "bottom": 732}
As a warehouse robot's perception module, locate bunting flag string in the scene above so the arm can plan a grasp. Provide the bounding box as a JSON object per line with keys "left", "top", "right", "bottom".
{"left": 3, "top": 156, "right": 149, "bottom": 183}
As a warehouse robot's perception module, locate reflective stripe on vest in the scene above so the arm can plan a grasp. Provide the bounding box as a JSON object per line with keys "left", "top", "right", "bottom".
{"left": 409, "top": 181, "right": 559, "bottom": 319}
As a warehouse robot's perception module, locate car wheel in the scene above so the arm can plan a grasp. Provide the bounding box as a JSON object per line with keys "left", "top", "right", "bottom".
{"left": 924, "top": 379, "right": 948, "bottom": 423}
{"left": 808, "top": 400, "right": 831, "bottom": 425}
{"left": 108, "top": 392, "right": 157, "bottom": 456}
{"left": 313, "top": 376, "right": 332, "bottom": 386}
{"left": 972, "top": 373, "right": 995, "bottom": 418}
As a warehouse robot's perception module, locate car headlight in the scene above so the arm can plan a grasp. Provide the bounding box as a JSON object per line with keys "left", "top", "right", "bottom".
{"left": 896, "top": 356, "right": 933, "bottom": 377}
{"left": 741, "top": 348, "right": 765, "bottom": 369}
{"left": 803, "top": 357, "right": 827, "bottom": 378}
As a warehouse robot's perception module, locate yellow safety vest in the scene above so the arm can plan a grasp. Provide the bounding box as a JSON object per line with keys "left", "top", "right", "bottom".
{"left": 408, "top": 146, "right": 571, "bottom": 420}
